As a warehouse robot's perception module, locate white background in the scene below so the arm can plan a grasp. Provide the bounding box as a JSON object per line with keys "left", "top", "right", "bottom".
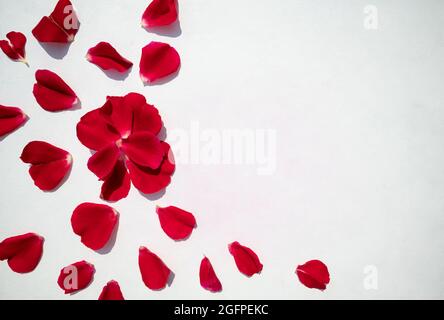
{"left": 1, "top": 0, "right": 443, "bottom": 299}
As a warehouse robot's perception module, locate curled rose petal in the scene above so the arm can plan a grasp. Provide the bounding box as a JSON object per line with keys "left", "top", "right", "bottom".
{"left": 32, "top": 0, "right": 79, "bottom": 43}
{"left": 121, "top": 132, "right": 164, "bottom": 169}
{"left": 87, "top": 42, "right": 133, "bottom": 73}
{"left": 296, "top": 260, "right": 330, "bottom": 291}
{"left": 20, "top": 141, "right": 72, "bottom": 191}
{"left": 140, "top": 41, "right": 180, "bottom": 84}
{"left": 71, "top": 203, "right": 119, "bottom": 251}
{"left": 156, "top": 205, "right": 196, "bottom": 240}
{"left": 200, "top": 257, "right": 222, "bottom": 293}
{"left": 0, "top": 233, "right": 44, "bottom": 273}
{"left": 228, "top": 241, "right": 263, "bottom": 277}
{"left": 33, "top": 69, "right": 78, "bottom": 112}
{"left": 99, "top": 280, "right": 125, "bottom": 300}
{"left": 141, "top": 0, "right": 178, "bottom": 28}
{"left": 138, "top": 246, "right": 172, "bottom": 290}
{"left": 100, "top": 159, "right": 131, "bottom": 202}
{"left": 0, "top": 32, "right": 27, "bottom": 64}
{"left": 57, "top": 260, "right": 95, "bottom": 294}
{"left": 0, "top": 105, "right": 27, "bottom": 137}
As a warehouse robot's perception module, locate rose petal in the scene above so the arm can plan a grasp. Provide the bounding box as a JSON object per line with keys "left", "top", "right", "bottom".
{"left": 140, "top": 41, "right": 180, "bottom": 84}
{"left": 138, "top": 246, "right": 172, "bottom": 290}
{"left": 57, "top": 260, "right": 95, "bottom": 294}
{"left": 200, "top": 257, "right": 222, "bottom": 293}
{"left": 141, "top": 0, "right": 178, "bottom": 28}
{"left": 99, "top": 280, "right": 125, "bottom": 300}
{"left": 0, "top": 31, "right": 27, "bottom": 63}
{"left": 71, "top": 202, "right": 119, "bottom": 251}
{"left": 130, "top": 95, "right": 162, "bottom": 136}
{"left": 0, "top": 104, "right": 27, "bottom": 137}
{"left": 156, "top": 205, "right": 196, "bottom": 240}
{"left": 126, "top": 141, "right": 175, "bottom": 194}
{"left": 87, "top": 143, "right": 120, "bottom": 180}
{"left": 20, "top": 141, "right": 72, "bottom": 191}
{"left": 33, "top": 69, "right": 78, "bottom": 112}
{"left": 100, "top": 96, "right": 133, "bottom": 138}
{"left": 296, "top": 260, "right": 330, "bottom": 291}
{"left": 228, "top": 241, "right": 263, "bottom": 277}
{"left": 121, "top": 132, "right": 164, "bottom": 168}
{"left": 101, "top": 159, "right": 131, "bottom": 202}
{"left": 32, "top": 0, "right": 79, "bottom": 43}
{"left": 0, "top": 233, "right": 44, "bottom": 273}
{"left": 87, "top": 42, "right": 133, "bottom": 73}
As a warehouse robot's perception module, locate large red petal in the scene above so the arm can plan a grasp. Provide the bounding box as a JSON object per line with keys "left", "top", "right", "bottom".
{"left": 0, "top": 105, "right": 27, "bottom": 137}
{"left": 87, "top": 143, "right": 120, "bottom": 180}
{"left": 121, "top": 132, "right": 164, "bottom": 168}
{"left": 33, "top": 69, "right": 78, "bottom": 112}
{"left": 199, "top": 257, "right": 222, "bottom": 293}
{"left": 127, "top": 142, "right": 175, "bottom": 194}
{"left": 99, "top": 96, "right": 133, "bottom": 138}
{"left": 138, "top": 246, "right": 172, "bottom": 290}
{"left": 99, "top": 280, "right": 125, "bottom": 300}
{"left": 140, "top": 41, "right": 180, "bottom": 84}
{"left": 156, "top": 205, "right": 196, "bottom": 240}
{"left": 228, "top": 241, "right": 263, "bottom": 277}
{"left": 100, "top": 159, "right": 131, "bottom": 202}
{"left": 296, "top": 260, "right": 330, "bottom": 290}
{"left": 141, "top": 0, "right": 178, "bottom": 28}
{"left": 130, "top": 95, "right": 162, "bottom": 136}
{"left": 0, "top": 233, "right": 44, "bottom": 273}
{"left": 87, "top": 42, "right": 133, "bottom": 73}
{"left": 71, "top": 202, "right": 119, "bottom": 251}
{"left": 0, "top": 32, "right": 27, "bottom": 63}
{"left": 57, "top": 260, "right": 95, "bottom": 294}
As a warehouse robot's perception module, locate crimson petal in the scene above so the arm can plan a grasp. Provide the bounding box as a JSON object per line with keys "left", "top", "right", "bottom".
{"left": 228, "top": 241, "right": 263, "bottom": 277}
{"left": 87, "top": 42, "right": 133, "bottom": 73}
{"left": 296, "top": 260, "right": 330, "bottom": 290}
{"left": 156, "top": 205, "right": 196, "bottom": 240}
{"left": 0, "top": 104, "right": 27, "bottom": 137}
{"left": 99, "top": 280, "right": 125, "bottom": 300}
{"left": 140, "top": 41, "right": 180, "bottom": 84}
{"left": 141, "top": 0, "right": 178, "bottom": 28}
{"left": 87, "top": 143, "right": 120, "bottom": 180}
{"left": 130, "top": 95, "right": 162, "bottom": 136}
{"left": 0, "top": 31, "right": 27, "bottom": 63}
{"left": 200, "top": 257, "right": 222, "bottom": 293}
{"left": 100, "top": 96, "right": 133, "bottom": 138}
{"left": 101, "top": 159, "right": 131, "bottom": 202}
{"left": 121, "top": 132, "right": 164, "bottom": 169}
{"left": 138, "top": 246, "right": 172, "bottom": 290}
{"left": 71, "top": 202, "right": 119, "bottom": 251}
{"left": 57, "top": 260, "right": 95, "bottom": 294}
{"left": 0, "top": 233, "right": 44, "bottom": 273}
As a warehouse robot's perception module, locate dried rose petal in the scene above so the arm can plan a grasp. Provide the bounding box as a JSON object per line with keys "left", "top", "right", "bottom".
{"left": 156, "top": 205, "right": 196, "bottom": 240}
{"left": 0, "top": 233, "right": 44, "bottom": 273}
{"left": 140, "top": 41, "right": 180, "bottom": 84}
{"left": 0, "top": 104, "right": 27, "bottom": 137}
{"left": 138, "top": 246, "right": 172, "bottom": 290}
{"left": 0, "top": 32, "right": 27, "bottom": 64}
{"left": 57, "top": 260, "right": 95, "bottom": 294}
{"left": 141, "top": 0, "right": 178, "bottom": 28}
{"left": 200, "top": 257, "right": 222, "bottom": 293}
{"left": 228, "top": 241, "right": 263, "bottom": 277}
{"left": 99, "top": 280, "right": 125, "bottom": 300}
{"left": 296, "top": 260, "right": 330, "bottom": 290}
{"left": 87, "top": 42, "right": 133, "bottom": 73}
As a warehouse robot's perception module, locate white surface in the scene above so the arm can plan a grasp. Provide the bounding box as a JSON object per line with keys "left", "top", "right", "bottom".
{"left": 1, "top": 0, "right": 444, "bottom": 300}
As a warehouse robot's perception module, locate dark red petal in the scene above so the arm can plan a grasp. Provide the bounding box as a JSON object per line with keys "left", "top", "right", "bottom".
{"left": 71, "top": 203, "right": 118, "bottom": 251}
{"left": 156, "top": 206, "right": 196, "bottom": 240}
{"left": 33, "top": 69, "right": 78, "bottom": 112}
{"left": 0, "top": 32, "right": 27, "bottom": 63}
{"left": 87, "top": 143, "right": 120, "bottom": 180}
{"left": 130, "top": 96, "right": 162, "bottom": 136}
{"left": 200, "top": 257, "right": 222, "bottom": 293}
{"left": 142, "top": 0, "right": 178, "bottom": 28}
{"left": 20, "top": 141, "right": 69, "bottom": 164}
{"left": 228, "top": 241, "right": 263, "bottom": 277}
{"left": 101, "top": 159, "right": 131, "bottom": 202}
{"left": 121, "top": 132, "right": 164, "bottom": 168}
{"left": 57, "top": 260, "right": 95, "bottom": 294}
{"left": 138, "top": 246, "right": 172, "bottom": 290}
{"left": 76, "top": 109, "right": 121, "bottom": 151}
{"left": 0, "top": 105, "right": 27, "bottom": 137}
{"left": 140, "top": 41, "right": 180, "bottom": 84}
{"left": 0, "top": 233, "right": 44, "bottom": 273}
{"left": 99, "top": 280, "right": 125, "bottom": 300}
{"left": 127, "top": 142, "right": 175, "bottom": 194}
{"left": 87, "top": 42, "right": 133, "bottom": 73}
{"left": 296, "top": 260, "right": 330, "bottom": 291}
{"left": 100, "top": 96, "right": 133, "bottom": 138}
{"left": 32, "top": 0, "right": 79, "bottom": 43}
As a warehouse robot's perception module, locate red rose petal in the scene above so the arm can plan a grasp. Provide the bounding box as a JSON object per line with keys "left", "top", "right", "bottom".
{"left": 140, "top": 41, "right": 180, "bottom": 84}
{"left": 87, "top": 42, "right": 133, "bottom": 73}
{"left": 57, "top": 260, "right": 95, "bottom": 294}
{"left": 130, "top": 96, "right": 162, "bottom": 136}
{"left": 228, "top": 241, "right": 263, "bottom": 277}
{"left": 0, "top": 31, "right": 27, "bottom": 64}
{"left": 99, "top": 280, "right": 125, "bottom": 300}
{"left": 296, "top": 260, "right": 330, "bottom": 291}
{"left": 0, "top": 233, "right": 44, "bottom": 273}
{"left": 156, "top": 205, "right": 196, "bottom": 240}
{"left": 0, "top": 105, "right": 27, "bottom": 137}
{"left": 100, "top": 96, "right": 133, "bottom": 138}
{"left": 200, "top": 257, "right": 222, "bottom": 293}
{"left": 141, "top": 0, "right": 178, "bottom": 28}
{"left": 87, "top": 143, "right": 120, "bottom": 180}
{"left": 32, "top": 0, "right": 79, "bottom": 43}
{"left": 71, "top": 202, "right": 119, "bottom": 251}
{"left": 101, "top": 159, "right": 131, "bottom": 202}
{"left": 121, "top": 132, "right": 164, "bottom": 169}
{"left": 138, "top": 246, "right": 172, "bottom": 290}
{"left": 20, "top": 141, "right": 72, "bottom": 191}
{"left": 33, "top": 69, "right": 78, "bottom": 112}
{"left": 126, "top": 141, "right": 175, "bottom": 194}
